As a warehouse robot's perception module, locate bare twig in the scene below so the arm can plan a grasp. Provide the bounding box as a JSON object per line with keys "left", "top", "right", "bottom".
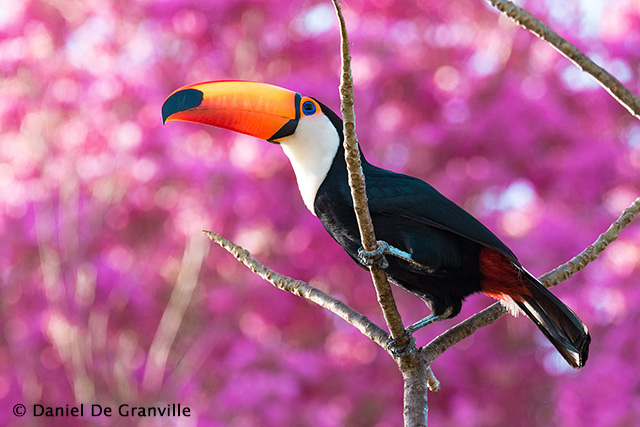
{"left": 539, "top": 197, "right": 640, "bottom": 286}
{"left": 425, "top": 366, "right": 441, "bottom": 392}
{"left": 330, "top": 0, "right": 406, "bottom": 345}
{"left": 331, "top": 2, "right": 431, "bottom": 425}
{"left": 424, "top": 196, "right": 640, "bottom": 364}
{"left": 485, "top": 0, "right": 640, "bottom": 119}
{"left": 203, "top": 231, "right": 390, "bottom": 348}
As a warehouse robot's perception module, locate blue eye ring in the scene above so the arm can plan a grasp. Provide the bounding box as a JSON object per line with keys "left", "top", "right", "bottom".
{"left": 302, "top": 101, "right": 316, "bottom": 116}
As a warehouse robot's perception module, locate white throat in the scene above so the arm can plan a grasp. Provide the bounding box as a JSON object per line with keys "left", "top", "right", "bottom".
{"left": 278, "top": 114, "right": 340, "bottom": 215}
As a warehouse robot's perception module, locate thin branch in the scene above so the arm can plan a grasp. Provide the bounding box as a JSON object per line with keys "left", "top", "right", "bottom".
{"left": 331, "top": 2, "right": 431, "bottom": 425}
{"left": 485, "top": 0, "right": 640, "bottom": 119}
{"left": 424, "top": 196, "right": 640, "bottom": 364}
{"left": 330, "top": 0, "right": 406, "bottom": 344}
{"left": 539, "top": 197, "right": 640, "bottom": 286}
{"left": 203, "top": 231, "right": 390, "bottom": 349}
{"left": 425, "top": 366, "right": 441, "bottom": 392}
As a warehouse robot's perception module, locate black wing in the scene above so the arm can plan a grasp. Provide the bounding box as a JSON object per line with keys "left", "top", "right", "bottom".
{"left": 363, "top": 164, "right": 518, "bottom": 266}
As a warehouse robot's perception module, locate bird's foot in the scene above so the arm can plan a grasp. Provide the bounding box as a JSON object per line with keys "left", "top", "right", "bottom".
{"left": 357, "top": 241, "right": 391, "bottom": 269}
{"left": 386, "top": 332, "right": 416, "bottom": 358}
{"left": 405, "top": 314, "right": 441, "bottom": 334}
{"left": 405, "top": 308, "right": 453, "bottom": 334}
{"left": 358, "top": 240, "right": 431, "bottom": 272}
{"left": 386, "top": 311, "right": 452, "bottom": 357}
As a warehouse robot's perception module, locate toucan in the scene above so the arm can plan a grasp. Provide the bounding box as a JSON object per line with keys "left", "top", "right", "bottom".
{"left": 162, "top": 81, "right": 590, "bottom": 369}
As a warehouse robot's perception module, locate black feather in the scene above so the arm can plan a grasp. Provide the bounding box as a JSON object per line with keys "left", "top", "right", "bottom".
{"left": 515, "top": 271, "right": 590, "bottom": 369}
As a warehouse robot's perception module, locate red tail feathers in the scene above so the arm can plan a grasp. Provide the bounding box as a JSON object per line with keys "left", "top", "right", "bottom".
{"left": 478, "top": 247, "right": 590, "bottom": 369}
{"left": 478, "top": 247, "right": 530, "bottom": 302}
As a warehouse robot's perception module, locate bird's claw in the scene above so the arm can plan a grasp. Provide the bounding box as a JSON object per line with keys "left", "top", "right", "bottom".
{"left": 386, "top": 312, "right": 447, "bottom": 357}
{"left": 386, "top": 333, "right": 416, "bottom": 358}
{"left": 357, "top": 241, "right": 390, "bottom": 269}
{"left": 386, "top": 311, "right": 451, "bottom": 357}
{"left": 358, "top": 240, "right": 433, "bottom": 273}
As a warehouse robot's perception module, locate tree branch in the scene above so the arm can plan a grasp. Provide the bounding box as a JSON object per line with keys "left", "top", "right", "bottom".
{"left": 330, "top": 2, "right": 434, "bottom": 424}
{"left": 330, "top": 0, "right": 407, "bottom": 346}
{"left": 400, "top": 352, "right": 429, "bottom": 427}
{"left": 485, "top": 0, "right": 640, "bottom": 119}
{"left": 539, "top": 197, "right": 640, "bottom": 286}
{"left": 424, "top": 196, "right": 640, "bottom": 365}
{"left": 203, "top": 231, "right": 390, "bottom": 349}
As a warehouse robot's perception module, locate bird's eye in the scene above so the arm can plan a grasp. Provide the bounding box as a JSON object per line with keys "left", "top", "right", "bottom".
{"left": 302, "top": 101, "right": 316, "bottom": 116}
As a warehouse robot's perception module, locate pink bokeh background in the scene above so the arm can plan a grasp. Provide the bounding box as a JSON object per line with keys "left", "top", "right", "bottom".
{"left": 2, "top": 0, "right": 640, "bottom": 425}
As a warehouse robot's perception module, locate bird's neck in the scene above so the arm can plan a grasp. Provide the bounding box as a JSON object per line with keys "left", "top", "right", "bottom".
{"left": 279, "top": 103, "right": 375, "bottom": 215}
{"left": 279, "top": 114, "right": 342, "bottom": 215}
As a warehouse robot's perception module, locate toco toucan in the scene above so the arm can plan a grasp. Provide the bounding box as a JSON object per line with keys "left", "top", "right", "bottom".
{"left": 162, "top": 81, "right": 590, "bottom": 368}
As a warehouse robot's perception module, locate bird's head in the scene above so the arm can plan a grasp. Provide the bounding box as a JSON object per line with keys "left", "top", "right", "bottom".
{"left": 162, "top": 80, "right": 343, "bottom": 213}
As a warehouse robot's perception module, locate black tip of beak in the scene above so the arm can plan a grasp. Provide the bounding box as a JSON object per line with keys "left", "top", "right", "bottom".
{"left": 162, "top": 88, "right": 204, "bottom": 125}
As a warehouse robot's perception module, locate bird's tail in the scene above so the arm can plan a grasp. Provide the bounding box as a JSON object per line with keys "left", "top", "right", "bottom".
{"left": 515, "top": 271, "right": 590, "bottom": 369}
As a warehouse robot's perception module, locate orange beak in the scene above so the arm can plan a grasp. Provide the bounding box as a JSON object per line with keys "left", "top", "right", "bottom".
{"left": 162, "top": 80, "right": 301, "bottom": 143}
